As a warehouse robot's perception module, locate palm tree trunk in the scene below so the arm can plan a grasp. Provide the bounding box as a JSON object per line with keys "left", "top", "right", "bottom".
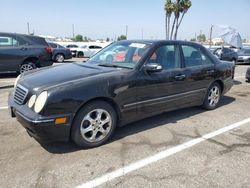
{"left": 167, "top": 15, "right": 170, "bottom": 40}
{"left": 174, "top": 17, "right": 179, "bottom": 40}
{"left": 165, "top": 14, "right": 168, "bottom": 40}
{"left": 178, "top": 12, "right": 186, "bottom": 28}
{"left": 170, "top": 17, "right": 176, "bottom": 40}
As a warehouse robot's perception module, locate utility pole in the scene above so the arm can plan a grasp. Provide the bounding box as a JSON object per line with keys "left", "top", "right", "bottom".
{"left": 27, "top": 22, "right": 30, "bottom": 35}
{"left": 125, "top": 25, "right": 128, "bottom": 39}
{"left": 209, "top": 25, "right": 214, "bottom": 48}
{"left": 141, "top": 27, "right": 144, "bottom": 40}
{"left": 72, "top": 24, "right": 75, "bottom": 39}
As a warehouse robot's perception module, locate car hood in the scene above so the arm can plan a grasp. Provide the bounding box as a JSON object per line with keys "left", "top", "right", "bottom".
{"left": 18, "top": 62, "right": 118, "bottom": 91}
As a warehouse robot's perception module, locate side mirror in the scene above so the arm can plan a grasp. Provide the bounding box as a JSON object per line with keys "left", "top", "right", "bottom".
{"left": 144, "top": 63, "right": 163, "bottom": 73}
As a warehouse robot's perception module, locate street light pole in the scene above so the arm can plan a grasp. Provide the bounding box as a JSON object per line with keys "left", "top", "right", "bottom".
{"left": 209, "top": 25, "right": 214, "bottom": 48}
{"left": 27, "top": 22, "right": 30, "bottom": 35}
{"left": 72, "top": 24, "right": 75, "bottom": 39}
{"left": 125, "top": 25, "right": 128, "bottom": 39}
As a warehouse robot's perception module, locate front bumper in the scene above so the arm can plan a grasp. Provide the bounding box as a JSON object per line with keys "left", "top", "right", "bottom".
{"left": 9, "top": 93, "right": 72, "bottom": 143}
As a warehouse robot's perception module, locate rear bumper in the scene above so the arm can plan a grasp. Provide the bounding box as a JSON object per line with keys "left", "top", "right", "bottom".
{"left": 9, "top": 93, "right": 72, "bottom": 143}
{"left": 223, "top": 78, "right": 234, "bottom": 94}
{"left": 39, "top": 61, "right": 53, "bottom": 67}
{"left": 246, "top": 69, "right": 250, "bottom": 80}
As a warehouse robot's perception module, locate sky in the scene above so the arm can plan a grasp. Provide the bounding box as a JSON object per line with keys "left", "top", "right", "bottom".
{"left": 0, "top": 0, "right": 249, "bottom": 40}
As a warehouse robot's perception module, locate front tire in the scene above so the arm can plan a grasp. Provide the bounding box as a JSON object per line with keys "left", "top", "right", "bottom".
{"left": 71, "top": 101, "right": 117, "bottom": 148}
{"left": 203, "top": 82, "right": 221, "bottom": 110}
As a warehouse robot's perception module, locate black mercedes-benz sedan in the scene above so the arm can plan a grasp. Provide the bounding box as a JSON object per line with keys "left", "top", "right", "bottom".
{"left": 9, "top": 40, "right": 235, "bottom": 148}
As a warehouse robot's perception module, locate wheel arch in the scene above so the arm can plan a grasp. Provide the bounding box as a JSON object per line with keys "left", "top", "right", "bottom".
{"left": 22, "top": 57, "right": 39, "bottom": 66}
{"left": 69, "top": 97, "right": 121, "bottom": 140}
{"left": 214, "top": 79, "right": 224, "bottom": 93}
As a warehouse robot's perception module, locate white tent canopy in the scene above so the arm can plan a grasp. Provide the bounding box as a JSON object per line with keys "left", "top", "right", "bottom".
{"left": 217, "top": 25, "right": 243, "bottom": 48}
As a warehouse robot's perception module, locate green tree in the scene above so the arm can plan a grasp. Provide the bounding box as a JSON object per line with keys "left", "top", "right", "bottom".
{"left": 190, "top": 38, "right": 196, "bottom": 42}
{"left": 117, "top": 35, "right": 127, "bottom": 41}
{"left": 197, "top": 34, "right": 206, "bottom": 42}
{"left": 83, "top": 36, "right": 88, "bottom": 42}
{"left": 75, "top": 34, "right": 83, "bottom": 42}
{"left": 164, "top": 0, "right": 192, "bottom": 40}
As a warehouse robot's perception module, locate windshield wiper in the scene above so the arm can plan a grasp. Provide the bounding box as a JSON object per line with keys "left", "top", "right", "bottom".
{"left": 98, "top": 63, "right": 132, "bottom": 69}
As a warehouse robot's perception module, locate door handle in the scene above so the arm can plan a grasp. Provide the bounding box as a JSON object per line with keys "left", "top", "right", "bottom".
{"left": 175, "top": 74, "right": 186, "bottom": 81}
{"left": 206, "top": 70, "right": 215, "bottom": 74}
{"left": 20, "top": 48, "right": 27, "bottom": 51}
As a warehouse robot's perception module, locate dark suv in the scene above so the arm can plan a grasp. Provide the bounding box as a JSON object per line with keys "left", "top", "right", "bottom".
{"left": 0, "top": 32, "right": 53, "bottom": 73}
{"left": 213, "top": 47, "right": 238, "bottom": 63}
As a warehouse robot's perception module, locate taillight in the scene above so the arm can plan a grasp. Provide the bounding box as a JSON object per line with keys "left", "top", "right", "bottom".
{"left": 45, "top": 47, "right": 52, "bottom": 54}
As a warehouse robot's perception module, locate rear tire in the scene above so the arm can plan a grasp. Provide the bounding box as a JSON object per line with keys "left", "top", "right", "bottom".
{"left": 55, "top": 54, "right": 65, "bottom": 63}
{"left": 77, "top": 51, "right": 84, "bottom": 58}
{"left": 71, "top": 101, "right": 117, "bottom": 148}
{"left": 203, "top": 82, "right": 221, "bottom": 110}
{"left": 20, "top": 62, "right": 36, "bottom": 73}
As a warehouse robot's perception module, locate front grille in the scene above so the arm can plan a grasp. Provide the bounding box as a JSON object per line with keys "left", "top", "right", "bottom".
{"left": 14, "top": 85, "right": 29, "bottom": 105}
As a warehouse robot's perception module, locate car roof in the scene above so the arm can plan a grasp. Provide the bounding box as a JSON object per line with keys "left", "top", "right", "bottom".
{"left": 0, "top": 32, "right": 45, "bottom": 39}
{"left": 117, "top": 40, "right": 203, "bottom": 46}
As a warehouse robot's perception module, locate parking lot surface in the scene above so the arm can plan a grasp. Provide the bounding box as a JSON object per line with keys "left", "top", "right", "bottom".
{"left": 0, "top": 64, "right": 250, "bottom": 188}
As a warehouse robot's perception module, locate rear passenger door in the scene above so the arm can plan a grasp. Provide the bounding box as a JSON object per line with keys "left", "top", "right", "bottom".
{"left": 181, "top": 45, "right": 216, "bottom": 93}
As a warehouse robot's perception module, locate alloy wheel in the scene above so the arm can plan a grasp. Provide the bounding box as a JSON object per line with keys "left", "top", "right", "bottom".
{"left": 208, "top": 86, "right": 220, "bottom": 107}
{"left": 80, "top": 109, "right": 112, "bottom": 143}
{"left": 56, "top": 54, "right": 64, "bottom": 62}
{"left": 20, "top": 63, "right": 34, "bottom": 73}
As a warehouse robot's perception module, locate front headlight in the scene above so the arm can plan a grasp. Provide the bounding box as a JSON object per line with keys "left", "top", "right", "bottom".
{"left": 28, "top": 95, "right": 36, "bottom": 108}
{"left": 14, "top": 75, "right": 21, "bottom": 88}
{"left": 34, "top": 91, "right": 48, "bottom": 113}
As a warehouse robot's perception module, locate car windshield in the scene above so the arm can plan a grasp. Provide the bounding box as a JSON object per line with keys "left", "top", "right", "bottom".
{"left": 88, "top": 41, "right": 151, "bottom": 69}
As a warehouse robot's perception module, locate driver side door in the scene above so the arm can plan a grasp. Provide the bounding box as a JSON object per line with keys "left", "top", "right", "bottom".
{"left": 135, "top": 43, "right": 189, "bottom": 118}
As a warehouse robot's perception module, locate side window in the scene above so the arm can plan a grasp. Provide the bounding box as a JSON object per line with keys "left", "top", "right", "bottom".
{"left": 0, "top": 36, "right": 18, "bottom": 47}
{"left": 148, "top": 45, "right": 181, "bottom": 70}
{"left": 89, "top": 46, "right": 94, "bottom": 49}
{"left": 182, "top": 45, "right": 212, "bottom": 67}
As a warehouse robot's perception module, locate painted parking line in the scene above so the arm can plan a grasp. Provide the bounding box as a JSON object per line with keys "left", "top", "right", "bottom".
{"left": 0, "top": 106, "right": 8, "bottom": 110}
{"left": 77, "top": 118, "right": 250, "bottom": 188}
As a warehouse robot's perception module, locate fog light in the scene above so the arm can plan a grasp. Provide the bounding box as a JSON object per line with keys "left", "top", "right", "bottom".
{"left": 55, "top": 118, "right": 67, "bottom": 125}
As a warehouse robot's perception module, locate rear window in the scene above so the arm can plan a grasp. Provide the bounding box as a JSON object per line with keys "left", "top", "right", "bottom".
{"left": 49, "top": 43, "right": 57, "bottom": 48}
{"left": 29, "top": 36, "right": 48, "bottom": 46}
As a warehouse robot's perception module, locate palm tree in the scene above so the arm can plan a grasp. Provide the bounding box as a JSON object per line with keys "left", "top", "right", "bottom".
{"left": 174, "top": 0, "right": 192, "bottom": 39}
{"left": 165, "top": 0, "right": 174, "bottom": 40}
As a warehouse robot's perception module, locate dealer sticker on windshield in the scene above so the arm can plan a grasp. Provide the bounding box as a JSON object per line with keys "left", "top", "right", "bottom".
{"left": 129, "top": 43, "right": 146, "bottom": 48}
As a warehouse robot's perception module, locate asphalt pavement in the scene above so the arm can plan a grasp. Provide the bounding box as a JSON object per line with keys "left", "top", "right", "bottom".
{"left": 0, "top": 64, "right": 250, "bottom": 188}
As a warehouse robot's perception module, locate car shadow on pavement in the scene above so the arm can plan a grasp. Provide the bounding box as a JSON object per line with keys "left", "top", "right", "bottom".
{"left": 233, "top": 80, "right": 242, "bottom": 85}
{"left": 41, "top": 96, "right": 235, "bottom": 154}
{"left": 0, "top": 73, "right": 18, "bottom": 78}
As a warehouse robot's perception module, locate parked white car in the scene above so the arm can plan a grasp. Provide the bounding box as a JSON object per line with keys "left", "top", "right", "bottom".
{"left": 99, "top": 45, "right": 128, "bottom": 62}
{"left": 69, "top": 45, "right": 103, "bottom": 58}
